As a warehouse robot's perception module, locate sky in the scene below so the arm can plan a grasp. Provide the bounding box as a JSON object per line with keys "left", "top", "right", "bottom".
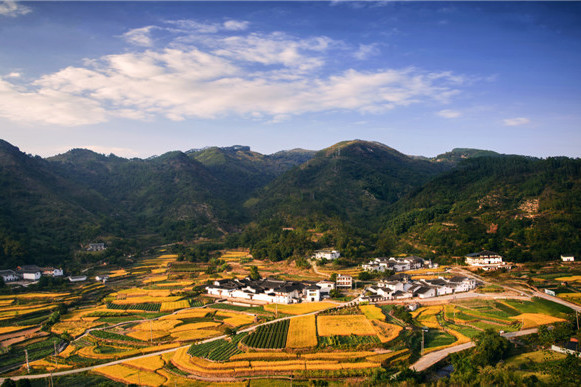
{"left": 0, "top": 1, "right": 580, "bottom": 159}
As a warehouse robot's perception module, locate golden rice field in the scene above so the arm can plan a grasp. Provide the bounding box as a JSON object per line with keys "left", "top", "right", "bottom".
{"left": 143, "top": 276, "right": 169, "bottom": 284}
{"left": 0, "top": 300, "right": 14, "bottom": 307}
{"left": 30, "top": 359, "right": 72, "bottom": 371}
{"left": 371, "top": 320, "right": 403, "bottom": 343}
{"left": 159, "top": 308, "right": 209, "bottom": 320}
{"left": 301, "top": 352, "right": 375, "bottom": 360}
{"left": 108, "top": 269, "right": 128, "bottom": 278}
{"left": 133, "top": 319, "right": 182, "bottom": 331}
{"left": 158, "top": 254, "right": 178, "bottom": 259}
{"left": 445, "top": 327, "right": 471, "bottom": 345}
{"left": 150, "top": 268, "right": 166, "bottom": 274}
{"left": 123, "top": 355, "right": 165, "bottom": 372}
{"left": 155, "top": 281, "right": 194, "bottom": 288}
{"left": 510, "top": 313, "right": 566, "bottom": 329}
{"left": 94, "top": 364, "right": 166, "bottom": 387}
{"left": 555, "top": 276, "right": 581, "bottom": 282}
{"left": 171, "top": 322, "right": 221, "bottom": 332}
{"left": 365, "top": 349, "right": 408, "bottom": 363}
{"left": 127, "top": 330, "right": 168, "bottom": 341}
{"left": 412, "top": 306, "right": 443, "bottom": 329}
{"left": 230, "top": 352, "right": 299, "bottom": 361}
{"left": 263, "top": 302, "right": 335, "bottom": 315}
{"left": 222, "top": 314, "right": 255, "bottom": 327}
{"left": 171, "top": 329, "right": 221, "bottom": 341}
{"left": 112, "top": 296, "right": 182, "bottom": 305}
{"left": 58, "top": 344, "right": 77, "bottom": 358}
{"left": 51, "top": 321, "right": 102, "bottom": 338}
{"left": 160, "top": 300, "right": 190, "bottom": 312}
{"left": 286, "top": 315, "right": 317, "bottom": 348}
{"left": 0, "top": 325, "right": 32, "bottom": 335}
{"left": 3, "top": 292, "right": 70, "bottom": 299}
{"left": 359, "top": 304, "right": 385, "bottom": 320}
{"left": 317, "top": 315, "right": 376, "bottom": 336}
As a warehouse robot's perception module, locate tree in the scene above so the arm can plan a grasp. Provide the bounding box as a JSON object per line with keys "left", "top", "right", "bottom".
{"left": 471, "top": 328, "right": 511, "bottom": 367}
{"left": 358, "top": 271, "right": 372, "bottom": 281}
{"left": 249, "top": 265, "right": 261, "bottom": 281}
{"left": 329, "top": 272, "right": 338, "bottom": 283}
{"left": 544, "top": 354, "right": 581, "bottom": 386}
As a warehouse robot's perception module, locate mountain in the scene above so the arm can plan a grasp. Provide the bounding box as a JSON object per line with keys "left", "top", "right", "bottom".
{"left": 1, "top": 138, "right": 579, "bottom": 266}
{"left": 187, "top": 146, "right": 315, "bottom": 203}
{"left": 384, "top": 155, "right": 581, "bottom": 261}
{"left": 246, "top": 140, "right": 449, "bottom": 227}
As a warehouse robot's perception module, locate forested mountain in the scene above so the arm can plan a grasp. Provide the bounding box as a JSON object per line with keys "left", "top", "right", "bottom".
{"left": 1, "top": 138, "right": 580, "bottom": 267}
{"left": 384, "top": 156, "right": 581, "bottom": 261}
{"left": 245, "top": 140, "right": 449, "bottom": 227}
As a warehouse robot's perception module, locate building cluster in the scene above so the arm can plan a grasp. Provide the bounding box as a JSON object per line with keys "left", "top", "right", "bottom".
{"left": 206, "top": 277, "right": 341, "bottom": 304}
{"left": 362, "top": 256, "right": 434, "bottom": 273}
{"left": 0, "top": 265, "right": 64, "bottom": 283}
{"left": 361, "top": 275, "right": 477, "bottom": 302}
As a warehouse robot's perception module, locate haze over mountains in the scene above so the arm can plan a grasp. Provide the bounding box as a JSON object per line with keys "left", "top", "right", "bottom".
{"left": 0, "top": 138, "right": 579, "bottom": 268}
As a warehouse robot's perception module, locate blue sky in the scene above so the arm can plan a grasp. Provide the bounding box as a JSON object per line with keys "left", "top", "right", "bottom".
{"left": 0, "top": 1, "right": 580, "bottom": 158}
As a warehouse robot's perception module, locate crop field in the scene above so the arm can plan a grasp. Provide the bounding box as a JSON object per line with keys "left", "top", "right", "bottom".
{"left": 425, "top": 329, "right": 457, "bottom": 350}
{"left": 171, "top": 322, "right": 222, "bottom": 332}
{"left": 171, "top": 329, "right": 222, "bottom": 341}
{"left": 222, "top": 314, "right": 255, "bottom": 327}
{"left": 509, "top": 313, "right": 566, "bottom": 329}
{"left": 94, "top": 364, "right": 167, "bottom": 386}
{"left": 123, "top": 355, "right": 165, "bottom": 371}
{"left": 160, "top": 300, "right": 190, "bottom": 312}
{"left": 371, "top": 320, "right": 402, "bottom": 343}
{"left": 263, "top": 302, "right": 335, "bottom": 315}
{"left": 0, "top": 326, "right": 33, "bottom": 335}
{"left": 126, "top": 330, "right": 168, "bottom": 341}
{"left": 359, "top": 304, "right": 385, "bottom": 320}
{"left": 317, "top": 315, "right": 376, "bottom": 336}
{"left": 318, "top": 335, "right": 381, "bottom": 348}
{"left": 286, "top": 315, "right": 317, "bottom": 348}
{"left": 160, "top": 308, "right": 211, "bottom": 319}
{"left": 51, "top": 320, "right": 102, "bottom": 338}
{"left": 243, "top": 319, "right": 289, "bottom": 349}
{"left": 188, "top": 333, "right": 246, "bottom": 361}
{"left": 554, "top": 275, "right": 581, "bottom": 282}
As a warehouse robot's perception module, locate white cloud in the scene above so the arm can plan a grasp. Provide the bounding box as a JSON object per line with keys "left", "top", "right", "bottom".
{"left": 0, "top": 0, "right": 30, "bottom": 17}
{"left": 354, "top": 43, "right": 380, "bottom": 60}
{"left": 122, "top": 26, "right": 156, "bottom": 47}
{"left": 223, "top": 20, "right": 249, "bottom": 31}
{"left": 437, "top": 109, "right": 461, "bottom": 118}
{"left": 0, "top": 79, "right": 107, "bottom": 126}
{"left": 503, "top": 117, "right": 530, "bottom": 126}
{"left": 0, "top": 22, "right": 467, "bottom": 127}
{"left": 7, "top": 72, "right": 21, "bottom": 78}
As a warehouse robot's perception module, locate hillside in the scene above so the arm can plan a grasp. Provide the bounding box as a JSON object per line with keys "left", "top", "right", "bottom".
{"left": 246, "top": 140, "right": 449, "bottom": 227}
{"left": 384, "top": 156, "right": 581, "bottom": 261}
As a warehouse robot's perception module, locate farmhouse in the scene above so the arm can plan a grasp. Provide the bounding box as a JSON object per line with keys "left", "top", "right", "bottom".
{"left": 88, "top": 243, "right": 106, "bottom": 251}
{"left": 18, "top": 265, "right": 42, "bottom": 281}
{"left": 336, "top": 274, "right": 353, "bottom": 289}
{"left": 68, "top": 275, "right": 87, "bottom": 282}
{"left": 207, "top": 277, "right": 331, "bottom": 304}
{"left": 42, "top": 267, "right": 63, "bottom": 277}
{"left": 0, "top": 270, "right": 20, "bottom": 282}
{"left": 465, "top": 250, "right": 506, "bottom": 270}
{"left": 561, "top": 255, "right": 575, "bottom": 262}
{"left": 313, "top": 249, "right": 340, "bottom": 260}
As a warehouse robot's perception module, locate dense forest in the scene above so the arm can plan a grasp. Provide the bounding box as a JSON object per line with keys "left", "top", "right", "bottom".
{"left": 0, "top": 138, "right": 579, "bottom": 267}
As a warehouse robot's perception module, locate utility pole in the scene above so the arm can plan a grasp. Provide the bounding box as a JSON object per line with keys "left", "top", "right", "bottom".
{"left": 54, "top": 341, "right": 58, "bottom": 370}
{"left": 150, "top": 319, "right": 153, "bottom": 344}
{"left": 421, "top": 329, "right": 425, "bottom": 355}
{"left": 24, "top": 349, "right": 30, "bottom": 373}
{"left": 576, "top": 310, "right": 579, "bottom": 331}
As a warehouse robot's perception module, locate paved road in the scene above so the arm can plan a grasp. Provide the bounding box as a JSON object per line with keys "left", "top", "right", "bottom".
{"left": 409, "top": 328, "right": 539, "bottom": 372}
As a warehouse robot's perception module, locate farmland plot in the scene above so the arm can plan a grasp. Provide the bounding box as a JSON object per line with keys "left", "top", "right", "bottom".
{"left": 243, "top": 319, "right": 289, "bottom": 349}
{"left": 317, "top": 315, "right": 376, "bottom": 336}
{"left": 286, "top": 315, "right": 317, "bottom": 348}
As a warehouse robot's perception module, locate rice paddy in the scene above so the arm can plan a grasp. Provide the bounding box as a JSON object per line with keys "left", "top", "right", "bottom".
{"left": 317, "top": 315, "right": 376, "bottom": 336}
{"left": 286, "top": 315, "right": 318, "bottom": 348}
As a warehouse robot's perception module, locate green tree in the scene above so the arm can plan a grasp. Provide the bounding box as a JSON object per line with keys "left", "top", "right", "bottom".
{"left": 249, "top": 265, "right": 261, "bottom": 281}
{"left": 471, "top": 328, "right": 510, "bottom": 367}
{"left": 329, "top": 272, "right": 338, "bottom": 283}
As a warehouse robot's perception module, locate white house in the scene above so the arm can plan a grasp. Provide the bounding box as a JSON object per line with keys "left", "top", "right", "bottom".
{"left": 305, "top": 286, "right": 321, "bottom": 302}
{"left": 42, "top": 267, "right": 63, "bottom": 277}
{"left": 0, "top": 270, "right": 19, "bottom": 282}
{"left": 336, "top": 274, "right": 353, "bottom": 289}
{"left": 23, "top": 271, "right": 41, "bottom": 281}
{"left": 68, "top": 276, "right": 87, "bottom": 282}
{"left": 314, "top": 249, "right": 340, "bottom": 260}
{"left": 561, "top": 255, "right": 575, "bottom": 262}
{"left": 448, "top": 276, "right": 477, "bottom": 292}
{"left": 88, "top": 243, "right": 106, "bottom": 251}
{"left": 316, "top": 280, "right": 335, "bottom": 296}
{"left": 545, "top": 289, "right": 556, "bottom": 296}
{"left": 465, "top": 251, "right": 504, "bottom": 269}
{"left": 415, "top": 286, "right": 437, "bottom": 299}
